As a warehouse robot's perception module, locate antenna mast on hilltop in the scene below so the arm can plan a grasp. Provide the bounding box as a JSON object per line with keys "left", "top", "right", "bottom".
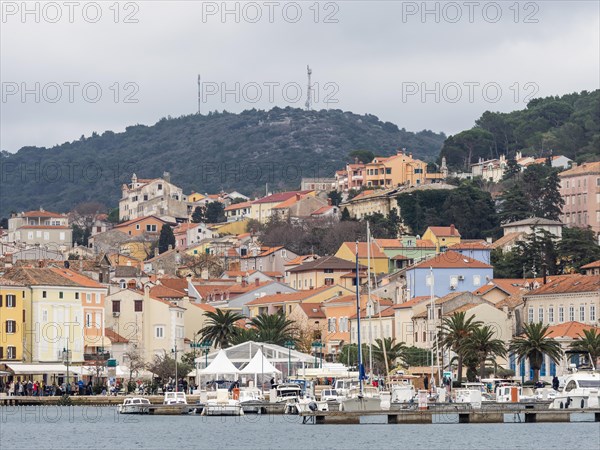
{"left": 305, "top": 65, "right": 312, "bottom": 111}
{"left": 197, "top": 74, "right": 201, "bottom": 115}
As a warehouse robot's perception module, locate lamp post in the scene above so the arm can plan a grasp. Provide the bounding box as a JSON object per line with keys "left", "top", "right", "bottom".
{"left": 171, "top": 343, "right": 178, "bottom": 392}
{"left": 284, "top": 340, "right": 294, "bottom": 381}
{"left": 312, "top": 341, "right": 323, "bottom": 369}
{"left": 62, "top": 341, "right": 71, "bottom": 394}
{"left": 200, "top": 340, "right": 212, "bottom": 369}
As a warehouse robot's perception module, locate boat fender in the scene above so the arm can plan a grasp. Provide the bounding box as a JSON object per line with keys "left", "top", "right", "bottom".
{"left": 580, "top": 399, "right": 585, "bottom": 409}
{"left": 559, "top": 401, "right": 564, "bottom": 409}
{"left": 308, "top": 402, "right": 318, "bottom": 412}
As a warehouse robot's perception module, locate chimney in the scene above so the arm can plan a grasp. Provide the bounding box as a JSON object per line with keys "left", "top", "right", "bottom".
{"left": 542, "top": 262, "right": 548, "bottom": 285}
{"left": 296, "top": 193, "right": 301, "bottom": 201}
{"left": 450, "top": 224, "right": 455, "bottom": 235}
{"left": 241, "top": 278, "right": 247, "bottom": 288}
{"left": 254, "top": 278, "right": 260, "bottom": 286}
{"left": 163, "top": 171, "right": 171, "bottom": 183}
{"left": 571, "top": 162, "right": 578, "bottom": 168}
{"left": 486, "top": 237, "right": 493, "bottom": 244}
{"left": 38, "top": 260, "right": 44, "bottom": 268}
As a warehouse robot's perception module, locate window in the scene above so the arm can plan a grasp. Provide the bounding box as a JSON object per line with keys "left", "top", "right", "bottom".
{"left": 6, "top": 320, "right": 16, "bottom": 333}
{"left": 42, "top": 291, "right": 47, "bottom": 298}
{"left": 42, "top": 310, "right": 48, "bottom": 321}
{"left": 579, "top": 305, "right": 585, "bottom": 322}
{"left": 75, "top": 292, "right": 79, "bottom": 300}
{"left": 538, "top": 307, "right": 543, "bottom": 323}
{"left": 6, "top": 295, "right": 16, "bottom": 307}
{"left": 86, "top": 313, "right": 92, "bottom": 328}
{"left": 7, "top": 346, "right": 16, "bottom": 360}
{"left": 36, "top": 230, "right": 42, "bottom": 238}
{"left": 414, "top": 332, "right": 418, "bottom": 343}
{"left": 134, "top": 300, "right": 143, "bottom": 312}
{"left": 324, "top": 269, "right": 334, "bottom": 274}
{"left": 473, "top": 275, "right": 481, "bottom": 286}
{"left": 86, "top": 293, "right": 91, "bottom": 303}
{"left": 146, "top": 224, "right": 157, "bottom": 232}
{"left": 59, "top": 232, "right": 65, "bottom": 241}
{"left": 422, "top": 331, "right": 427, "bottom": 342}
{"left": 590, "top": 305, "right": 596, "bottom": 322}
{"left": 158, "top": 184, "right": 163, "bottom": 190}
{"left": 95, "top": 293, "right": 100, "bottom": 304}
{"left": 155, "top": 326, "right": 165, "bottom": 339}
{"left": 59, "top": 292, "right": 63, "bottom": 299}
{"left": 528, "top": 307, "right": 534, "bottom": 323}
{"left": 136, "top": 224, "right": 140, "bottom": 230}
{"left": 569, "top": 305, "right": 575, "bottom": 322}
{"left": 43, "top": 232, "right": 49, "bottom": 240}
{"left": 450, "top": 276, "right": 458, "bottom": 287}
{"left": 324, "top": 278, "right": 334, "bottom": 286}
{"left": 548, "top": 307, "right": 554, "bottom": 323}
{"left": 558, "top": 306, "right": 564, "bottom": 323}
{"left": 112, "top": 301, "right": 121, "bottom": 313}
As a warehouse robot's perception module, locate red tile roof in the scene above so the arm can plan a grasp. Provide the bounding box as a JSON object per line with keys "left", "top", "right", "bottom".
{"left": 157, "top": 277, "right": 189, "bottom": 294}
{"left": 19, "top": 225, "right": 70, "bottom": 229}
{"left": 412, "top": 251, "right": 492, "bottom": 269}
{"left": 114, "top": 215, "right": 170, "bottom": 229}
{"left": 224, "top": 201, "right": 253, "bottom": 211}
{"left": 49, "top": 267, "right": 105, "bottom": 288}
{"left": 559, "top": 161, "right": 600, "bottom": 177}
{"left": 311, "top": 205, "right": 334, "bottom": 216}
{"left": 253, "top": 191, "right": 313, "bottom": 205}
{"left": 105, "top": 328, "right": 129, "bottom": 343}
{"left": 22, "top": 210, "right": 65, "bottom": 218}
{"left": 374, "top": 239, "right": 403, "bottom": 249}
{"left": 284, "top": 255, "right": 317, "bottom": 266}
{"left": 526, "top": 274, "right": 600, "bottom": 296}
{"left": 450, "top": 240, "right": 490, "bottom": 250}
{"left": 339, "top": 242, "right": 387, "bottom": 259}
{"left": 288, "top": 256, "right": 362, "bottom": 273}
{"left": 149, "top": 285, "right": 186, "bottom": 299}
{"left": 246, "top": 286, "right": 332, "bottom": 306}
{"left": 297, "top": 303, "right": 326, "bottom": 319}
{"left": 188, "top": 302, "right": 217, "bottom": 313}
{"left": 427, "top": 225, "right": 461, "bottom": 237}
{"left": 581, "top": 260, "right": 600, "bottom": 270}
{"left": 545, "top": 322, "right": 600, "bottom": 339}
{"left": 393, "top": 296, "right": 432, "bottom": 309}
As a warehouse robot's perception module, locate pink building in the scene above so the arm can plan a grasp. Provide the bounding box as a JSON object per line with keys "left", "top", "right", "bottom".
{"left": 559, "top": 161, "right": 600, "bottom": 238}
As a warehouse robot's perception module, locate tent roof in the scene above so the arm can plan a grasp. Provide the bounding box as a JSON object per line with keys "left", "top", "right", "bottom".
{"left": 6, "top": 363, "right": 68, "bottom": 374}
{"left": 195, "top": 341, "right": 314, "bottom": 366}
{"left": 240, "top": 348, "right": 281, "bottom": 375}
{"left": 200, "top": 349, "right": 240, "bottom": 374}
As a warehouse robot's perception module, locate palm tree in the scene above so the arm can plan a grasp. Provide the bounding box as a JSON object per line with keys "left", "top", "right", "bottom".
{"left": 509, "top": 322, "right": 564, "bottom": 383}
{"left": 229, "top": 327, "right": 258, "bottom": 346}
{"left": 569, "top": 329, "right": 600, "bottom": 368}
{"left": 462, "top": 325, "right": 507, "bottom": 379}
{"left": 438, "top": 312, "right": 482, "bottom": 386}
{"left": 198, "top": 309, "right": 245, "bottom": 349}
{"left": 250, "top": 312, "right": 297, "bottom": 346}
{"left": 373, "top": 337, "right": 406, "bottom": 374}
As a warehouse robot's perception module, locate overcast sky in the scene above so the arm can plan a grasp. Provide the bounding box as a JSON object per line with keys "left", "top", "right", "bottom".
{"left": 1, "top": 1, "right": 598, "bottom": 152}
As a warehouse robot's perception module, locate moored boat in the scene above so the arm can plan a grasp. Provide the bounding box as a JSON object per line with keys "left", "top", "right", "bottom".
{"left": 118, "top": 397, "right": 151, "bottom": 414}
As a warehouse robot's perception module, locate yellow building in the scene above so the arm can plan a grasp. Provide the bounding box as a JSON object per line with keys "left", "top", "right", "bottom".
{"left": 0, "top": 278, "right": 27, "bottom": 362}
{"left": 286, "top": 255, "right": 367, "bottom": 290}
{"left": 422, "top": 225, "right": 461, "bottom": 252}
{"left": 364, "top": 150, "right": 428, "bottom": 188}
{"left": 250, "top": 191, "right": 315, "bottom": 223}
{"left": 335, "top": 242, "right": 389, "bottom": 274}
{"left": 245, "top": 285, "right": 352, "bottom": 318}
{"left": 210, "top": 219, "right": 249, "bottom": 236}
{"left": 339, "top": 189, "right": 398, "bottom": 220}
{"left": 188, "top": 192, "right": 206, "bottom": 203}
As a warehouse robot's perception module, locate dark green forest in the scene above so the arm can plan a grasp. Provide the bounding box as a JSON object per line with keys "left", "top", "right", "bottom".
{"left": 440, "top": 90, "right": 600, "bottom": 170}
{"left": 0, "top": 107, "right": 445, "bottom": 216}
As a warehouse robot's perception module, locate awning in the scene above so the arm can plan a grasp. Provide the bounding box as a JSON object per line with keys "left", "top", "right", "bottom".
{"left": 83, "top": 336, "right": 112, "bottom": 348}
{"left": 6, "top": 363, "right": 69, "bottom": 374}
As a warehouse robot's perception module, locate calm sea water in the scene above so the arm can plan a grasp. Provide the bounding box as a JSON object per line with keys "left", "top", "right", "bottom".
{"left": 1, "top": 407, "right": 599, "bottom": 449}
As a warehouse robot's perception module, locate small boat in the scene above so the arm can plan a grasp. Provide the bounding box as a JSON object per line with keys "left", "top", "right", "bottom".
{"left": 495, "top": 383, "right": 522, "bottom": 403}
{"left": 164, "top": 391, "right": 188, "bottom": 405}
{"left": 319, "top": 388, "right": 344, "bottom": 403}
{"left": 550, "top": 371, "right": 600, "bottom": 409}
{"left": 238, "top": 387, "right": 265, "bottom": 414}
{"left": 453, "top": 383, "right": 484, "bottom": 408}
{"left": 118, "top": 397, "right": 151, "bottom": 414}
{"left": 202, "top": 389, "right": 244, "bottom": 416}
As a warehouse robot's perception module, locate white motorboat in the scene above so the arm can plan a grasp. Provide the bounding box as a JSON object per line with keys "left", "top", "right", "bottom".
{"left": 340, "top": 386, "right": 381, "bottom": 412}
{"left": 238, "top": 387, "right": 265, "bottom": 414}
{"left": 164, "top": 391, "right": 188, "bottom": 405}
{"left": 202, "top": 389, "right": 244, "bottom": 416}
{"left": 118, "top": 397, "right": 151, "bottom": 414}
{"left": 550, "top": 371, "right": 600, "bottom": 409}
{"left": 453, "top": 383, "right": 485, "bottom": 408}
{"left": 495, "top": 384, "right": 522, "bottom": 403}
{"left": 333, "top": 378, "right": 359, "bottom": 397}
{"left": 319, "top": 388, "right": 344, "bottom": 403}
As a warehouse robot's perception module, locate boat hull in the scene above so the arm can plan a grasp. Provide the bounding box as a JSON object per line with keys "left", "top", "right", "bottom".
{"left": 340, "top": 397, "right": 381, "bottom": 412}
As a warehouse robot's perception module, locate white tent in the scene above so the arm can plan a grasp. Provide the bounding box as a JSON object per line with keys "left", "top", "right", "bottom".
{"left": 200, "top": 349, "right": 240, "bottom": 375}
{"left": 240, "top": 348, "right": 281, "bottom": 375}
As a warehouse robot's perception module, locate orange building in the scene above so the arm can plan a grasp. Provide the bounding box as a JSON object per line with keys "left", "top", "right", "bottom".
{"left": 113, "top": 215, "right": 173, "bottom": 237}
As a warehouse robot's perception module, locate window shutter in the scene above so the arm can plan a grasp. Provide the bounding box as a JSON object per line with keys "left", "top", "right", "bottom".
{"left": 0, "top": 347, "right": 3, "bottom": 359}
{"left": 0, "top": 295, "right": 3, "bottom": 307}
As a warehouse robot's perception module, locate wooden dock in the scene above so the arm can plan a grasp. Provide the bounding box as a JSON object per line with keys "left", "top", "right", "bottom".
{"left": 299, "top": 406, "right": 600, "bottom": 425}
{"left": 0, "top": 395, "right": 200, "bottom": 407}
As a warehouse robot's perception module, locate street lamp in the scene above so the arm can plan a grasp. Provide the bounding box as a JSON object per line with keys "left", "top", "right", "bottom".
{"left": 62, "top": 341, "right": 71, "bottom": 394}
{"left": 284, "top": 340, "right": 295, "bottom": 381}
{"left": 312, "top": 340, "right": 323, "bottom": 369}
{"left": 171, "top": 343, "right": 179, "bottom": 392}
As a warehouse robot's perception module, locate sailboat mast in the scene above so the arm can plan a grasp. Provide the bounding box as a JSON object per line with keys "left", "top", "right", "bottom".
{"left": 367, "top": 223, "right": 373, "bottom": 382}
{"left": 355, "top": 241, "right": 364, "bottom": 395}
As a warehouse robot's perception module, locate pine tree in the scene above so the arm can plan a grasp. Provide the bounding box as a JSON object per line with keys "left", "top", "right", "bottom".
{"left": 497, "top": 184, "right": 530, "bottom": 223}
{"left": 158, "top": 224, "right": 176, "bottom": 254}
{"left": 540, "top": 171, "right": 564, "bottom": 220}
{"left": 502, "top": 156, "right": 521, "bottom": 180}
{"left": 191, "top": 206, "right": 205, "bottom": 223}
{"left": 341, "top": 207, "right": 351, "bottom": 221}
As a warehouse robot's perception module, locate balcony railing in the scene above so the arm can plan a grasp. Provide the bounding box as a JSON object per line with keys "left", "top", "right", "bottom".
{"left": 83, "top": 352, "right": 110, "bottom": 361}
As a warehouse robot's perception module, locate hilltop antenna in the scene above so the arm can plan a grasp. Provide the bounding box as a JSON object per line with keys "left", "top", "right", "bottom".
{"left": 197, "top": 74, "right": 201, "bottom": 115}
{"left": 305, "top": 65, "right": 312, "bottom": 111}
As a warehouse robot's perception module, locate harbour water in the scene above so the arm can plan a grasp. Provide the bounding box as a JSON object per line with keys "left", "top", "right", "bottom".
{"left": 1, "top": 407, "right": 599, "bottom": 449}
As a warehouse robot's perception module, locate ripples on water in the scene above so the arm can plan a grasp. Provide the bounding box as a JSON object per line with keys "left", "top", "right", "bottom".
{"left": 1, "top": 407, "right": 599, "bottom": 449}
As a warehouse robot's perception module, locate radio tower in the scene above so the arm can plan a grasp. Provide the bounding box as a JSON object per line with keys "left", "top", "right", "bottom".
{"left": 305, "top": 65, "right": 312, "bottom": 111}
{"left": 197, "top": 74, "right": 201, "bottom": 114}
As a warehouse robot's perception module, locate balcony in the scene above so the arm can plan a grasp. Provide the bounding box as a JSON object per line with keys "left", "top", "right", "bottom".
{"left": 83, "top": 351, "right": 110, "bottom": 361}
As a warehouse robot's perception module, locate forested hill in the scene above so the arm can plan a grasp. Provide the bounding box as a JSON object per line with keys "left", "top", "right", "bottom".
{"left": 0, "top": 107, "right": 445, "bottom": 216}
{"left": 440, "top": 89, "right": 600, "bottom": 170}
